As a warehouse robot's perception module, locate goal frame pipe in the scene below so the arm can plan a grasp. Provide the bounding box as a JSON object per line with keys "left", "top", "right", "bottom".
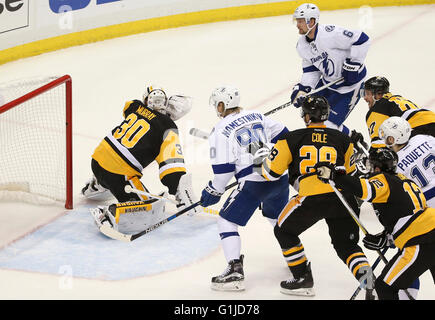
{"left": 0, "top": 75, "right": 73, "bottom": 209}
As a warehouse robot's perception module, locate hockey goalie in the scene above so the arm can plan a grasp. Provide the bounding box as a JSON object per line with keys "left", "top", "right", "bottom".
{"left": 82, "top": 85, "right": 199, "bottom": 238}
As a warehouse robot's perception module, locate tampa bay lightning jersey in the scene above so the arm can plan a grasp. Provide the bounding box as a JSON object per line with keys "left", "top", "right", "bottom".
{"left": 395, "top": 134, "right": 435, "bottom": 206}
{"left": 296, "top": 24, "right": 370, "bottom": 93}
{"left": 208, "top": 110, "right": 287, "bottom": 193}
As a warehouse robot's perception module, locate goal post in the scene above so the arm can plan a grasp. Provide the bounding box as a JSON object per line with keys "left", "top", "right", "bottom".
{"left": 0, "top": 75, "right": 73, "bottom": 209}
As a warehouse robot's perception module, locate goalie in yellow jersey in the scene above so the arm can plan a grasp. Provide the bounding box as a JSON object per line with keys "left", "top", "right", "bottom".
{"left": 82, "top": 85, "right": 199, "bottom": 234}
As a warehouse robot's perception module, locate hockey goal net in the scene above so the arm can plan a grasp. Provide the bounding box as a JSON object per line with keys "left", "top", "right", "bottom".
{"left": 0, "top": 75, "right": 73, "bottom": 209}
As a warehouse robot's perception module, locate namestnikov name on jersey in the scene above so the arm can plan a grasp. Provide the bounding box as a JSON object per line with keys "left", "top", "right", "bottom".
{"left": 208, "top": 109, "right": 287, "bottom": 191}
{"left": 92, "top": 99, "right": 186, "bottom": 182}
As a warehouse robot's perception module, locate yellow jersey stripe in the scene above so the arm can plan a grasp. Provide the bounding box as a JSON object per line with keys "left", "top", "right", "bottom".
{"left": 92, "top": 140, "right": 142, "bottom": 177}
{"left": 287, "top": 256, "right": 307, "bottom": 267}
{"left": 394, "top": 208, "right": 435, "bottom": 249}
{"left": 282, "top": 244, "right": 304, "bottom": 256}
{"left": 384, "top": 245, "right": 418, "bottom": 285}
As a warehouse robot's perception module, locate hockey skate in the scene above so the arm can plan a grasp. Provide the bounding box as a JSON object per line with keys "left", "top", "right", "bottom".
{"left": 89, "top": 206, "right": 112, "bottom": 228}
{"left": 356, "top": 265, "right": 376, "bottom": 300}
{"left": 82, "top": 176, "right": 113, "bottom": 201}
{"left": 211, "top": 255, "right": 245, "bottom": 291}
{"left": 280, "top": 262, "right": 315, "bottom": 297}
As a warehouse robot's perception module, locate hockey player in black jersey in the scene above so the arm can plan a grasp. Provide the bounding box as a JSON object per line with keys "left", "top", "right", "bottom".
{"left": 82, "top": 85, "right": 199, "bottom": 233}
{"left": 261, "top": 95, "right": 374, "bottom": 297}
{"left": 316, "top": 148, "right": 435, "bottom": 299}
{"left": 363, "top": 76, "right": 435, "bottom": 149}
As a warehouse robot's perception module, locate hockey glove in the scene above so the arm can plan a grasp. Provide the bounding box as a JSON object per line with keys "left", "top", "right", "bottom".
{"left": 314, "top": 161, "right": 341, "bottom": 183}
{"left": 350, "top": 130, "right": 369, "bottom": 153}
{"left": 290, "top": 83, "right": 312, "bottom": 108}
{"left": 200, "top": 181, "right": 223, "bottom": 207}
{"left": 342, "top": 59, "right": 363, "bottom": 85}
{"left": 362, "top": 230, "right": 392, "bottom": 251}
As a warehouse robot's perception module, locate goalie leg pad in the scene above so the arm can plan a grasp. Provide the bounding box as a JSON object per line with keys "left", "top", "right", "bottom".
{"left": 107, "top": 199, "right": 166, "bottom": 234}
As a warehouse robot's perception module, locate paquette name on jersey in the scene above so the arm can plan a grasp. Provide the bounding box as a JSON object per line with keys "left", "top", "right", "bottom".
{"left": 398, "top": 141, "right": 432, "bottom": 170}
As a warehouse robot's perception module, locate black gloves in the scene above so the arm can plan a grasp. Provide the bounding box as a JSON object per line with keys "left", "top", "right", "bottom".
{"left": 362, "top": 230, "right": 394, "bottom": 251}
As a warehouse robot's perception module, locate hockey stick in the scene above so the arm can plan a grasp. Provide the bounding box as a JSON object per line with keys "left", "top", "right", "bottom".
{"left": 357, "top": 141, "right": 370, "bottom": 157}
{"left": 189, "top": 77, "right": 344, "bottom": 140}
{"left": 124, "top": 185, "right": 178, "bottom": 204}
{"left": 329, "top": 181, "right": 415, "bottom": 300}
{"left": 330, "top": 181, "right": 389, "bottom": 263}
{"left": 350, "top": 246, "right": 388, "bottom": 300}
{"left": 263, "top": 77, "right": 344, "bottom": 117}
{"left": 102, "top": 181, "right": 238, "bottom": 242}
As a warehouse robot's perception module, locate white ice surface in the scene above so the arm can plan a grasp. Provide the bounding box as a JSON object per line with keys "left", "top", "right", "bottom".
{"left": 0, "top": 5, "right": 434, "bottom": 300}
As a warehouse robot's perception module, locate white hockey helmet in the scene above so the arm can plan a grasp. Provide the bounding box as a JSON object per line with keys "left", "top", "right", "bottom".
{"left": 293, "top": 3, "right": 320, "bottom": 26}
{"left": 379, "top": 116, "right": 412, "bottom": 146}
{"left": 143, "top": 85, "right": 167, "bottom": 112}
{"left": 209, "top": 85, "right": 240, "bottom": 118}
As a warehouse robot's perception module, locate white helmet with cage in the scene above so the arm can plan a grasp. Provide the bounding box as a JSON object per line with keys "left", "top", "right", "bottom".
{"left": 143, "top": 85, "right": 168, "bottom": 112}
{"left": 379, "top": 116, "right": 412, "bottom": 146}
{"left": 293, "top": 3, "right": 320, "bottom": 28}
{"left": 209, "top": 85, "right": 240, "bottom": 118}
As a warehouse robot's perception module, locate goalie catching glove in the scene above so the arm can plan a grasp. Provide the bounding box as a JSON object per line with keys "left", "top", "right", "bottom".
{"left": 175, "top": 173, "right": 200, "bottom": 215}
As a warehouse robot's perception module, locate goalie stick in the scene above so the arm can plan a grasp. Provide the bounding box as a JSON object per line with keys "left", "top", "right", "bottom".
{"left": 99, "top": 181, "right": 238, "bottom": 242}
{"left": 124, "top": 185, "right": 178, "bottom": 204}
{"left": 189, "top": 77, "right": 344, "bottom": 140}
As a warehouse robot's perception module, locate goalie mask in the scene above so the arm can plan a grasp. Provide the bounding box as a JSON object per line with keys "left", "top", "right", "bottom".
{"left": 209, "top": 85, "right": 240, "bottom": 118}
{"left": 143, "top": 85, "right": 192, "bottom": 121}
{"left": 379, "top": 116, "right": 411, "bottom": 147}
{"left": 143, "top": 85, "right": 167, "bottom": 112}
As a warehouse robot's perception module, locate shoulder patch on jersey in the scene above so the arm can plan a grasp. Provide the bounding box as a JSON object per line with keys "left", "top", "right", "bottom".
{"left": 325, "top": 25, "right": 335, "bottom": 32}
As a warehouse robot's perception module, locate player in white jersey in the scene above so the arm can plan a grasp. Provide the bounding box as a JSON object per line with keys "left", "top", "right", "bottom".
{"left": 290, "top": 3, "right": 371, "bottom": 136}
{"left": 199, "top": 85, "right": 290, "bottom": 291}
{"left": 379, "top": 116, "right": 435, "bottom": 207}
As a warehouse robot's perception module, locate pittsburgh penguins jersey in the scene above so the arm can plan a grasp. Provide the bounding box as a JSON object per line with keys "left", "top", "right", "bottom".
{"left": 335, "top": 172, "right": 435, "bottom": 250}
{"left": 262, "top": 125, "right": 355, "bottom": 196}
{"left": 92, "top": 100, "right": 186, "bottom": 193}
{"left": 366, "top": 93, "right": 435, "bottom": 148}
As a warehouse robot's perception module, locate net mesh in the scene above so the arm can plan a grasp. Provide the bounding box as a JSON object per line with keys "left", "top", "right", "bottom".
{"left": 0, "top": 76, "right": 68, "bottom": 205}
